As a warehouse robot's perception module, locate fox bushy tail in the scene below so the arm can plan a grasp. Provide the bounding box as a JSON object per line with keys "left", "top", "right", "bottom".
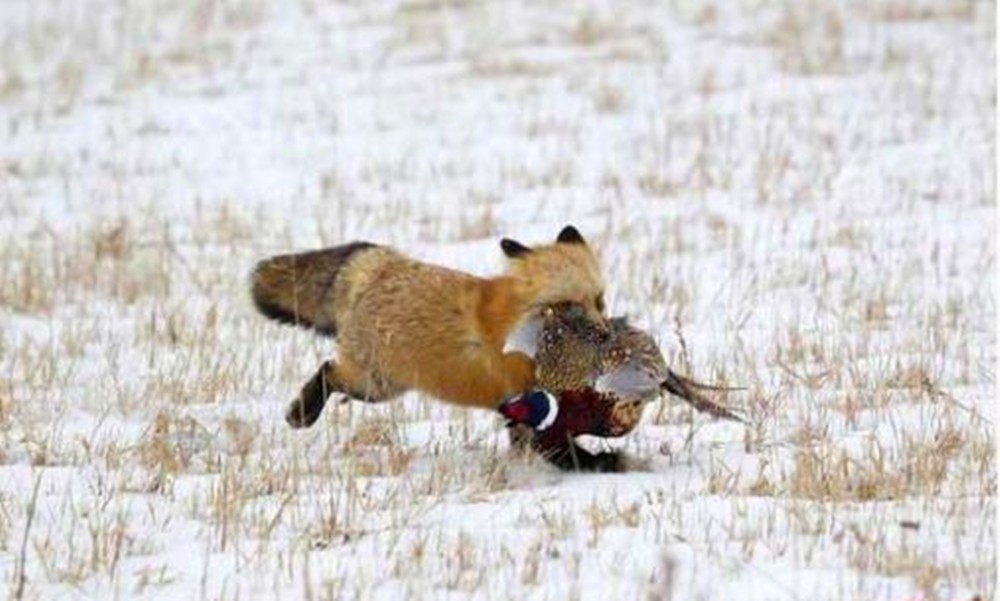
{"left": 250, "top": 242, "right": 375, "bottom": 336}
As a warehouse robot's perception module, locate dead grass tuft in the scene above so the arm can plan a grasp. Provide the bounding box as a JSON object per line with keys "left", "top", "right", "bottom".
{"left": 765, "top": 2, "right": 847, "bottom": 75}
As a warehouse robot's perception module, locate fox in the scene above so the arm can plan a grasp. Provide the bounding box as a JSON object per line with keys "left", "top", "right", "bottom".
{"left": 250, "top": 225, "right": 608, "bottom": 428}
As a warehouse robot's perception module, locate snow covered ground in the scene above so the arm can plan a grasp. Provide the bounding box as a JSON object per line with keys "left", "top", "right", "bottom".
{"left": 0, "top": 0, "right": 995, "bottom": 599}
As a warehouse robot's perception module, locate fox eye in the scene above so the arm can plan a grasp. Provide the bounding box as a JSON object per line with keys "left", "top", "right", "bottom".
{"left": 595, "top": 293, "right": 606, "bottom": 313}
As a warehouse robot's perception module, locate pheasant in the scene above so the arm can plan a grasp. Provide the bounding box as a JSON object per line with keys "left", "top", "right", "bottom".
{"left": 501, "top": 303, "right": 743, "bottom": 471}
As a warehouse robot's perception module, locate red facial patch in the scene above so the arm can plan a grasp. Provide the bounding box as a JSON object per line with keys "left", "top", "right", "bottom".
{"left": 503, "top": 401, "right": 530, "bottom": 422}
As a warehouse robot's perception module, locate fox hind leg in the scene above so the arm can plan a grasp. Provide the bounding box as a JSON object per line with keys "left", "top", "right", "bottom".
{"left": 285, "top": 358, "right": 396, "bottom": 428}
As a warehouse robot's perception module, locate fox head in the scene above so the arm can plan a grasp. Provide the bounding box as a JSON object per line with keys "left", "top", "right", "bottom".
{"left": 501, "top": 225, "right": 607, "bottom": 325}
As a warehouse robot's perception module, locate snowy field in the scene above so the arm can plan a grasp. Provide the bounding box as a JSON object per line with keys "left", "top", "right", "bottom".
{"left": 0, "top": 1, "right": 995, "bottom": 599}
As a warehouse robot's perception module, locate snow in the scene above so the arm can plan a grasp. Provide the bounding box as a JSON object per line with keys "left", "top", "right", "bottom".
{"left": 0, "top": 1, "right": 995, "bottom": 600}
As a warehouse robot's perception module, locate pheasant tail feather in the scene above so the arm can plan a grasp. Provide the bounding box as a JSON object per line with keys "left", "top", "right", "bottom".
{"left": 660, "top": 372, "right": 746, "bottom": 423}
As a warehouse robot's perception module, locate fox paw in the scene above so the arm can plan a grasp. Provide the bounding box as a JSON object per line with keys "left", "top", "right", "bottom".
{"left": 285, "top": 398, "right": 323, "bottom": 428}
{"left": 589, "top": 450, "right": 625, "bottom": 473}
{"left": 540, "top": 444, "right": 626, "bottom": 473}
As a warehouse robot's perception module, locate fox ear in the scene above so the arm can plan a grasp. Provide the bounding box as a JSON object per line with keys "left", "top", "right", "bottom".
{"left": 556, "top": 225, "right": 586, "bottom": 245}
{"left": 501, "top": 238, "right": 533, "bottom": 258}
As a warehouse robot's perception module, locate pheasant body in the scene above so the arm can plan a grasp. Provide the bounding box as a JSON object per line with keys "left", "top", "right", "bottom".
{"left": 536, "top": 305, "right": 743, "bottom": 424}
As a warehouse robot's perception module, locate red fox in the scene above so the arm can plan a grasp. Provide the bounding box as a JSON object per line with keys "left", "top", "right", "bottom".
{"left": 250, "top": 226, "right": 607, "bottom": 428}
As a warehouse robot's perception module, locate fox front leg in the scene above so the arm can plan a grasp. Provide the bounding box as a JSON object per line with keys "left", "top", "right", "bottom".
{"left": 537, "top": 437, "right": 623, "bottom": 473}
